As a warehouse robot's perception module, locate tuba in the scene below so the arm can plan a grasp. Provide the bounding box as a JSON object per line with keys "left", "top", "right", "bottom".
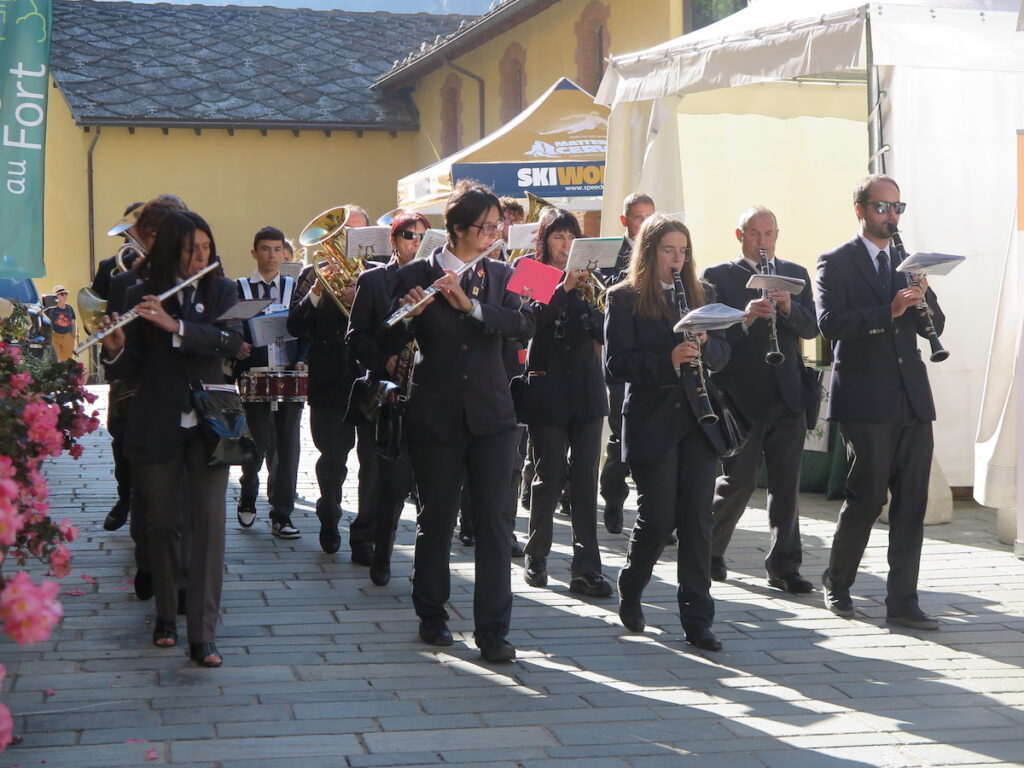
{"left": 298, "top": 206, "right": 367, "bottom": 317}
{"left": 78, "top": 218, "right": 147, "bottom": 335}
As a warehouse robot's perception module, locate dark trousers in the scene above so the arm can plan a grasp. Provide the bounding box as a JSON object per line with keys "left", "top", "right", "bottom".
{"left": 410, "top": 428, "right": 517, "bottom": 640}
{"left": 525, "top": 418, "right": 603, "bottom": 577}
{"left": 310, "top": 406, "right": 377, "bottom": 546}
{"left": 711, "top": 402, "right": 805, "bottom": 577}
{"left": 107, "top": 380, "right": 133, "bottom": 506}
{"left": 134, "top": 428, "right": 227, "bottom": 643}
{"left": 372, "top": 452, "right": 414, "bottom": 569}
{"left": 600, "top": 380, "right": 629, "bottom": 509}
{"left": 620, "top": 426, "right": 718, "bottom": 630}
{"left": 460, "top": 424, "right": 525, "bottom": 539}
{"left": 829, "top": 396, "right": 933, "bottom": 614}
{"left": 240, "top": 401, "right": 303, "bottom": 521}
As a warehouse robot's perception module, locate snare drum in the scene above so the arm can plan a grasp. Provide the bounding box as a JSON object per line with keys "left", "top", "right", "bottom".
{"left": 239, "top": 368, "right": 308, "bottom": 403}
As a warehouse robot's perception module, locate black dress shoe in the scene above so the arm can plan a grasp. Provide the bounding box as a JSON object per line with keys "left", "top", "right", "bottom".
{"left": 618, "top": 599, "right": 645, "bottom": 632}
{"left": 103, "top": 499, "right": 130, "bottom": 531}
{"left": 684, "top": 626, "right": 723, "bottom": 652}
{"left": 710, "top": 556, "right": 728, "bottom": 582}
{"left": 318, "top": 516, "right": 341, "bottom": 554}
{"left": 152, "top": 617, "right": 177, "bottom": 647}
{"left": 457, "top": 530, "right": 475, "bottom": 547}
{"left": 350, "top": 542, "right": 374, "bottom": 566}
{"left": 603, "top": 504, "right": 623, "bottom": 535}
{"left": 188, "top": 642, "right": 223, "bottom": 667}
{"left": 509, "top": 536, "right": 525, "bottom": 559}
{"left": 523, "top": 556, "right": 547, "bottom": 587}
{"left": 134, "top": 570, "right": 154, "bottom": 601}
{"left": 569, "top": 572, "right": 614, "bottom": 598}
{"left": 369, "top": 565, "right": 391, "bottom": 586}
{"left": 822, "top": 570, "right": 854, "bottom": 618}
{"left": 477, "top": 634, "right": 516, "bottom": 663}
{"left": 768, "top": 573, "right": 814, "bottom": 594}
{"left": 418, "top": 618, "right": 453, "bottom": 647}
{"left": 886, "top": 608, "right": 939, "bottom": 631}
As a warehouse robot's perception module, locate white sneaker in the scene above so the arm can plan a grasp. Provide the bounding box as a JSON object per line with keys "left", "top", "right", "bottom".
{"left": 237, "top": 506, "right": 257, "bottom": 528}
{"left": 271, "top": 519, "right": 301, "bottom": 539}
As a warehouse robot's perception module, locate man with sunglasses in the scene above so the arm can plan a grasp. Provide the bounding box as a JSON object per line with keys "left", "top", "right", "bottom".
{"left": 816, "top": 173, "right": 945, "bottom": 630}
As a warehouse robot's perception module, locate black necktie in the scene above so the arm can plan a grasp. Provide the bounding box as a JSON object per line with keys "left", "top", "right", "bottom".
{"left": 183, "top": 286, "right": 196, "bottom": 314}
{"left": 461, "top": 264, "right": 485, "bottom": 298}
{"left": 261, "top": 281, "right": 273, "bottom": 300}
{"left": 877, "top": 251, "right": 891, "bottom": 296}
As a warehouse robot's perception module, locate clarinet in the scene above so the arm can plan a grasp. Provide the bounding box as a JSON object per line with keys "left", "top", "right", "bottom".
{"left": 671, "top": 269, "right": 718, "bottom": 425}
{"left": 887, "top": 224, "right": 948, "bottom": 363}
{"left": 759, "top": 248, "right": 785, "bottom": 366}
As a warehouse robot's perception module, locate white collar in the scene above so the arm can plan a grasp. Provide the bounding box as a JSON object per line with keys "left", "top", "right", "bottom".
{"left": 858, "top": 234, "right": 890, "bottom": 262}
{"left": 438, "top": 247, "right": 480, "bottom": 273}
{"left": 249, "top": 269, "right": 279, "bottom": 286}
{"left": 743, "top": 254, "right": 777, "bottom": 272}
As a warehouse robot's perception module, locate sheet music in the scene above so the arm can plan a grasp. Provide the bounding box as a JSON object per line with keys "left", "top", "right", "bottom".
{"left": 507, "top": 223, "right": 540, "bottom": 250}
{"left": 248, "top": 309, "right": 294, "bottom": 347}
{"left": 216, "top": 299, "right": 274, "bottom": 323}
{"left": 415, "top": 229, "right": 448, "bottom": 260}
{"left": 565, "top": 238, "right": 622, "bottom": 273}
{"left": 279, "top": 262, "right": 303, "bottom": 280}
{"left": 345, "top": 226, "right": 391, "bottom": 261}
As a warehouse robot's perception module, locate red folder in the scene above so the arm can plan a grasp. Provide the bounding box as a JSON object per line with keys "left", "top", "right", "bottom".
{"left": 507, "top": 257, "right": 563, "bottom": 304}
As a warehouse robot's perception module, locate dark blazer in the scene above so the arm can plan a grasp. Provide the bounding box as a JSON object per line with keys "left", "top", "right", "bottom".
{"left": 91, "top": 248, "right": 142, "bottom": 301}
{"left": 107, "top": 266, "right": 145, "bottom": 316}
{"left": 604, "top": 283, "right": 730, "bottom": 463}
{"left": 384, "top": 253, "right": 535, "bottom": 442}
{"left": 702, "top": 257, "right": 818, "bottom": 417}
{"left": 233, "top": 275, "right": 301, "bottom": 372}
{"left": 517, "top": 280, "right": 608, "bottom": 425}
{"left": 104, "top": 276, "right": 244, "bottom": 464}
{"left": 346, "top": 259, "right": 401, "bottom": 379}
{"left": 816, "top": 236, "right": 944, "bottom": 422}
{"left": 287, "top": 264, "right": 358, "bottom": 409}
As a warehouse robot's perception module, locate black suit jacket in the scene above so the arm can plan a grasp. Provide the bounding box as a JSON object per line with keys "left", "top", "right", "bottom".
{"left": 604, "top": 284, "right": 730, "bottom": 463}
{"left": 91, "top": 248, "right": 142, "bottom": 301}
{"left": 816, "top": 236, "right": 944, "bottom": 422}
{"left": 346, "top": 259, "right": 400, "bottom": 379}
{"left": 107, "top": 266, "right": 145, "bottom": 317}
{"left": 287, "top": 264, "right": 358, "bottom": 409}
{"left": 702, "top": 257, "right": 818, "bottom": 417}
{"left": 104, "top": 276, "right": 244, "bottom": 463}
{"left": 518, "top": 282, "right": 608, "bottom": 425}
{"left": 384, "top": 253, "right": 535, "bottom": 442}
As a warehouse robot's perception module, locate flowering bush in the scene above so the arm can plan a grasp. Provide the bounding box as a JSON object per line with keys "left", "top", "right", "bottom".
{"left": 0, "top": 336, "right": 100, "bottom": 751}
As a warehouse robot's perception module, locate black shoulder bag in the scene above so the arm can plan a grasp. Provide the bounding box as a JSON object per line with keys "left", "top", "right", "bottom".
{"left": 190, "top": 382, "right": 257, "bottom": 468}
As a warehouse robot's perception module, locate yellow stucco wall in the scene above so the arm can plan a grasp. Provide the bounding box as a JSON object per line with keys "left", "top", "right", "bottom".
{"left": 37, "top": 80, "right": 422, "bottom": 305}
{"left": 409, "top": 0, "right": 682, "bottom": 170}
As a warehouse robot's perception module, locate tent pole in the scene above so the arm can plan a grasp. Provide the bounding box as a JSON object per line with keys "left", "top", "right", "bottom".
{"left": 865, "top": 13, "right": 885, "bottom": 174}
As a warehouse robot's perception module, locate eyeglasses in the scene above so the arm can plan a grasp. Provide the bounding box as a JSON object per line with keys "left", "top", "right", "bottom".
{"left": 398, "top": 231, "right": 425, "bottom": 241}
{"left": 469, "top": 223, "right": 501, "bottom": 235}
{"left": 866, "top": 201, "right": 907, "bottom": 215}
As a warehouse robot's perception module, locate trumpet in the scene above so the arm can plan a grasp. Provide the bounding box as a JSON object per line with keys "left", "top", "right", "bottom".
{"left": 758, "top": 248, "right": 785, "bottom": 366}
{"left": 575, "top": 267, "right": 609, "bottom": 311}
{"left": 298, "top": 206, "right": 366, "bottom": 317}
{"left": 74, "top": 262, "right": 219, "bottom": 355}
{"left": 385, "top": 239, "right": 505, "bottom": 328}
{"left": 888, "top": 224, "right": 948, "bottom": 362}
{"left": 671, "top": 268, "right": 718, "bottom": 425}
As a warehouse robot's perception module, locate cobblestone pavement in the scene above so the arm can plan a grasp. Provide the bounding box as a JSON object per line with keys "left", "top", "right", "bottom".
{"left": 4, "top": 387, "right": 1024, "bottom": 767}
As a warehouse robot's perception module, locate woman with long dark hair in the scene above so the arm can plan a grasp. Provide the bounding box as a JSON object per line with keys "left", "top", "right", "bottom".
{"left": 100, "top": 210, "right": 246, "bottom": 667}
{"left": 387, "top": 180, "right": 534, "bottom": 662}
{"left": 604, "top": 214, "right": 730, "bottom": 651}
{"left": 518, "top": 207, "right": 611, "bottom": 598}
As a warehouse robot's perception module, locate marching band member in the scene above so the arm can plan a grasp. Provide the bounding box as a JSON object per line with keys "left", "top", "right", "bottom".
{"left": 702, "top": 206, "right": 818, "bottom": 592}
{"left": 817, "top": 174, "right": 944, "bottom": 630}
{"left": 604, "top": 214, "right": 729, "bottom": 651}
{"left": 518, "top": 208, "right": 611, "bottom": 598}
{"left": 345, "top": 211, "right": 431, "bottom": 585}
{"left": 91, "top": 201, "right": 144, "bottom": 302}
{"left": 599, "top": 193, "right": 655, "bottom": 535}
{"left": 385, "top": 180, "right": 534, "bottom": 662}
{"left": 288, "top": 205, "right": 377, "bottom": 561}
{"left": 234, "top": 226, "right": 304, "bottom": 540}
{"left": 100, "top": 210, "right": 246, "bottom": 667}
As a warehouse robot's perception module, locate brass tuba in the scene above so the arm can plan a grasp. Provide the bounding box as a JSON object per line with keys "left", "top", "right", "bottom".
{"left": 78, "top": 217, "right": 147, "bottom": 335}
{"left": 298, "top": 206, "right": 366, "bottom": 317}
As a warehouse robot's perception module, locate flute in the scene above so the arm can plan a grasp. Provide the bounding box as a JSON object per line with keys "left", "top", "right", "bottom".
{"left": 74, "top": 262, "right": 219, "bottom": 355}
{"left": 384, "top": 239, "right": 505, "bottom": 328}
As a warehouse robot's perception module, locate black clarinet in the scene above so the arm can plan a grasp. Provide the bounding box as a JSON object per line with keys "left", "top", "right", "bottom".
{"left": 758, "top": 248, "right": 785, "bottom": 366}
{"left": 671, "top": 269, "right": 718, "bottom": 425}
{"left": 888, "top": 224, "right": 948, "bottom": 363}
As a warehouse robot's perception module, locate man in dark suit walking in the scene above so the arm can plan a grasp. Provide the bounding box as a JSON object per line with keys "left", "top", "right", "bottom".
{"left": 702, "top": 206, "right": 818, "bottom": 593}
{"left": 816, "top": 174, "right": 944, "bottom": 630}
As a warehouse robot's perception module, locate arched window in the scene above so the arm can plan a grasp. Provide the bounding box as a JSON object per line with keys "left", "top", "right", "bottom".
{"left": 499, "top": 43, "right": 527, "bottom": 124}
{"left": 440, "top": 73, "right": 463, "bottom": 157}
{"left": 575, "top": 1, "right": 610, "bottom": 95}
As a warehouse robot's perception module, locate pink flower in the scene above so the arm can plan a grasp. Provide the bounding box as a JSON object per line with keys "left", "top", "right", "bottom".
{"left": 80, "top": 574, "right": 97, "bottom": 584}
{"left": 48, "top": 545, "right": 72, "bottom": 579}
{"left": 0, "top": 699, "right": 12, "bottom": 750}
{"left": 0, "top": 456, "right": 13, "bottom": 481}
{"left": 22, "top": 400, "right": 63, "bottom": 457}
{"left": 0, "top": 502, "right": 23, "bottom": 548}
{"left": 57, "top": 519, "right": 77, "bottom": 543}
{"left": 0, "top": 480, "right": 16, "bottom": 503}
{"left": 7, "top": 372, "right": 31, "bottom": 396}
{"left": 145, "top": 748, "right": 159, "bottom": 761}
{"left": 0, "top": 572, "right": 63, "bottom": 646}
{"left": 69, "top": 444, "right": 84, "bottom": 460}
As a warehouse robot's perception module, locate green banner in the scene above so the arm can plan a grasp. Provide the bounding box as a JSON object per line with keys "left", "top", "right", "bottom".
{"left": 0, "top": 0, "right": 50, "bottom": 279}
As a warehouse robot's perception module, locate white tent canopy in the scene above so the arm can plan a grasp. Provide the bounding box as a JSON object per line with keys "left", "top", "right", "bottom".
{"left": 596, "top": 0, "right": 1024, "bottom": 521}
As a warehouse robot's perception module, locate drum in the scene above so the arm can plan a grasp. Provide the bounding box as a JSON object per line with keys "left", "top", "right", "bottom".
{"left": 239, "top": 368, "right": 308, "bottom": 403}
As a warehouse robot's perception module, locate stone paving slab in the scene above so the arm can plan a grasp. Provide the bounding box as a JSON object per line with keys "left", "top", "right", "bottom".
{"left": 3, "top": 387, "right": 1024, "bottom": 767}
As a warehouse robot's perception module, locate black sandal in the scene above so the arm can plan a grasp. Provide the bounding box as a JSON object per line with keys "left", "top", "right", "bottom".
{"left": 152, "top": 618, "right": 177, "bottom": 648}
{"left": 188, "top": 642, "right": 223, "bottom": 668}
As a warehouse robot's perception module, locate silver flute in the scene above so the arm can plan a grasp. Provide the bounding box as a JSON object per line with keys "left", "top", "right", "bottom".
{"left": 384, "top": 238, "right": 505, "bottom": 328}
{"left": 74, "top": 262, "right": 220, "bottom": 355}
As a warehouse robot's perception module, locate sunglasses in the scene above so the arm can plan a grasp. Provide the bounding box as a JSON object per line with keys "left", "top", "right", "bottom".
{"left": 865, "top": 201, "right": 907, "bottom": 215}
{"left": 398, "top": 231, "right": 425, "bottom": 241}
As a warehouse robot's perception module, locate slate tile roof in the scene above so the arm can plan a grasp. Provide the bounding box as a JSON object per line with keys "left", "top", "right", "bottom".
{"left": 51, "top": 0, "right": 474, "bottom": 130}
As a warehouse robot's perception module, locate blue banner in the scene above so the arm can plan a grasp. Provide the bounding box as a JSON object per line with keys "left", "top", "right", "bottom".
{"left": 453, "top": 161, "right": 605, "bottom": 199}
{"left": 0, "top": 0, "right": 51, "bottom": 279}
